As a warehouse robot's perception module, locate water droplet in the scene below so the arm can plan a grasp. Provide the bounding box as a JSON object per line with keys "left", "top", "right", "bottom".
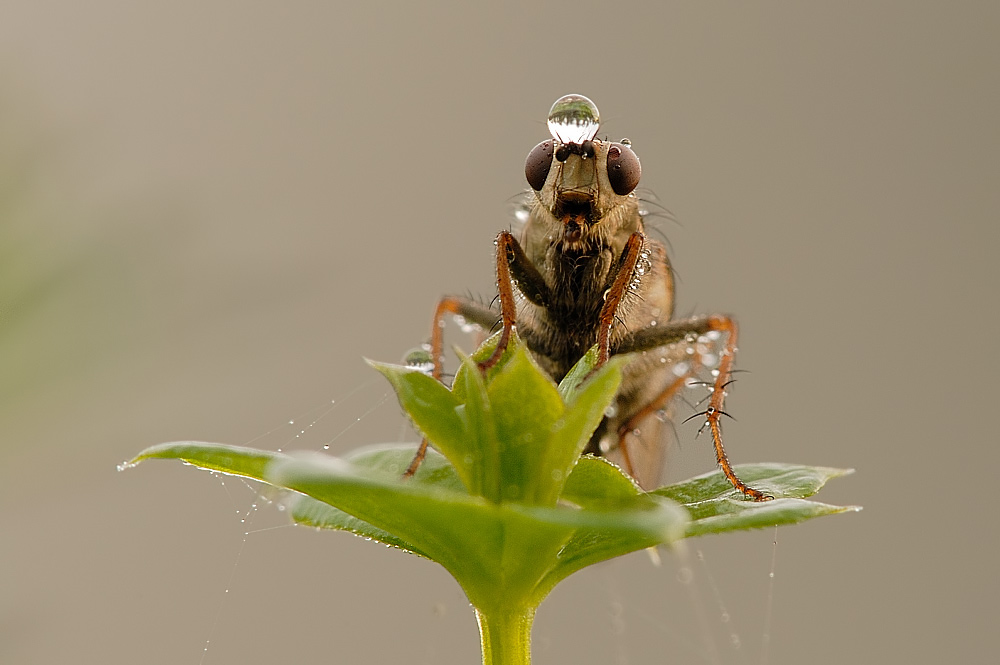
{"left": 403, "top": 347, "right": 434, "bottom": 374}
{"left": 551, "top": 468, "right": 563, "bottom": 481}
{"left": 676, "top": 567, "right": 693, "bottom": 584}
{"left": 288, "top": 420, "right": 294, "bottom": 425}
{"left": 672, "top": 361, "right": 690, "bottom": 376}
{"left": 604, "top": 404, "right": 618, "bottom": 417}
{"left": 323, "top": 444, "right": 330, "bottom": 450}
{"left": 547, "top": 94, "right": 600, "bottom": 145}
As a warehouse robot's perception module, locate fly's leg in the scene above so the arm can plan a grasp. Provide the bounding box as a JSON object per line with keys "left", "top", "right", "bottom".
{"left": 478, "top": 230, "right": 551, "bottom": 370}
{"left": 404, "top": 230, "right": 551, "bottom": 477}
{"left": 595, "top": 232, "right": 646, "bottom": 365}
{"left": 402, "top": 296, "right": 500, "bottom": 477}
{"left": 616, "top": 316, "right": 773, "bottom": 501}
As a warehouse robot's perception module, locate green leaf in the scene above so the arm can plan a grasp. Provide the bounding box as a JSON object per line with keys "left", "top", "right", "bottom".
{"left": 486, "top": 344, "right": 566, "bottom": 505}
{"left": 123, "top": 440, "right": 286, "bottom": 479}
{"left": 455, "top": 351, "right": 500, "bottom": 501}
{"left": 265, "top": 449, "right": 687, "bottom": 608}
{"left": 560, "top": 455, "right": 643, "bottom": 509}
{"left": 287, "top": 445, "right": 464, "bottom": 559}
{"left": 541, "top": 359, "right": 623, "bottom": 498}
{"left": 653, "top": 463, "right": 859, "bottom": 536}
{"left": 367, "top": 360, "right": 476, "bottom": 491}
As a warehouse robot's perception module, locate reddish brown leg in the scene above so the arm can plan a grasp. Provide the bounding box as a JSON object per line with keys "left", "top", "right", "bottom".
{"left": 477, "top": 231, "right": 520, "bottom": 371}
{"left": 404, "top": 231, "right": 522, "bottom": 478}
{"left": 699, "top": 315, "right": 772, "bottom": 501}
{"left": 595, "top": 232, "right": 646, "bottom": 365}
{"left": 613, "top": 314, "right": 771, "bottom": 500}
{"left": 403, "top": 296, "right": 471, "bottom": 477}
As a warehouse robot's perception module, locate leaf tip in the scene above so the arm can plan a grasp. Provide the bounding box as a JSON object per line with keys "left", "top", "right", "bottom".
{"left": 116, "top": 458, "right": 141, "bottom": 472}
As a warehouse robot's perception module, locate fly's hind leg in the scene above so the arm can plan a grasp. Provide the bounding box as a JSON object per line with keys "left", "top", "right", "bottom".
{"left": 616, "top": 315, "right": 773, "bottom": 501}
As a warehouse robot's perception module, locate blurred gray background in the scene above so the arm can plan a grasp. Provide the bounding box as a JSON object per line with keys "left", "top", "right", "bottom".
{"left": 2, "top": 2, "right": 997, "bottom": 663}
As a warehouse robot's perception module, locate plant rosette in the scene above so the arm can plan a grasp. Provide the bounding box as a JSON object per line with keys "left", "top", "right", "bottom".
{"left": 125, "top": 331, "right": 857, "bottom": 665}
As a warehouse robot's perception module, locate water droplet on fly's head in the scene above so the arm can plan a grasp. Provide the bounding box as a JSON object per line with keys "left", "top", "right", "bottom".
{"left": 547, "top": 94, "right": 600, "bottom": 145}
{"left": 604, "top": 404, "right": 618, "bottom": 418}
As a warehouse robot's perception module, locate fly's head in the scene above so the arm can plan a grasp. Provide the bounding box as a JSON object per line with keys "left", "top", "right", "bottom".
{"left": 524, "top": 94, "right": 642, "bottom": 250}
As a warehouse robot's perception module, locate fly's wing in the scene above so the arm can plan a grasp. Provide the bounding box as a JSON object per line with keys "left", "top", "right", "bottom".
{"left": 603, "top": 411, "right": 672, "bottom": 492}
{"left": 601, "top": 341, "right": 695, "bottom": 492}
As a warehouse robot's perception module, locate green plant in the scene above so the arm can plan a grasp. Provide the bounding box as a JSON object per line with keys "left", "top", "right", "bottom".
{"left": 124, "top": 331, "right": 856, "bottom": 664}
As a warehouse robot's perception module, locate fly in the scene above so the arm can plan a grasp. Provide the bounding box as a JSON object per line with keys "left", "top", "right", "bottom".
{"left": 406, "top": 94, "right": 770, "bottom": 501}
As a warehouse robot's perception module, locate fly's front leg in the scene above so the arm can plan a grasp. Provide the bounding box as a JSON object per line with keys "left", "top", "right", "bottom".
{"left": 595, "top": 232, "right": 647, "bottom": 365}
{"left": 478, "top": 230, "right": 551, "bottom": 371}
{"left": 405, "top": 230, "right": 550, "bottom": 478}
{"left": 616, "top": 315, "right": 772, "bottom": 501}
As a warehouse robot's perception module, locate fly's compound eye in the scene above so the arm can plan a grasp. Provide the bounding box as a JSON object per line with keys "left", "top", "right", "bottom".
{"left": 606, "top": 142, "right": 641, "bottom": 195}
{"left": 525, "top": 140, "right": 554, "bottom": 191}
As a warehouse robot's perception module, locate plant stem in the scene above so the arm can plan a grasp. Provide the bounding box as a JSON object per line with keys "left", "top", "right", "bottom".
{"left": 476, "top": 605, "right": 535, "bottom": 665}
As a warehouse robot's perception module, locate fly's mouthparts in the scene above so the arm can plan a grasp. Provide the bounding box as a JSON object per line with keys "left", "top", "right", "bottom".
{"left": 553, "top": 196, "right": 595, "bottom": 227}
